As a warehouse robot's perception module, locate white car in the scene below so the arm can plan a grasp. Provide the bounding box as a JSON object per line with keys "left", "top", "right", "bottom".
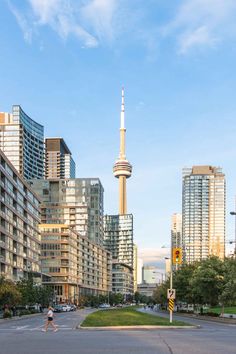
{"left": 99, "top": 303, "right": 110, "bottom": 309}
{"left": 62, "top": 305, "right": 71, "bottom": 312}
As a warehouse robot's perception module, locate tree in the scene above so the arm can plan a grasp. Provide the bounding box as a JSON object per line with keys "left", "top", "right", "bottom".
{"left": 134, "top": 291, "right": 141, "bottom": 304}
{"left": 190, "top": 257, "right": 225, "bottom": 306}
{"left": 219, "top": 257, "right": 236, "bottom": 313}
{"left": 153, "top": 282, "right": 168, "bottom": 305}
{"left": 173, "top": 263, "right": 196, "bottom": 303}
{"left": 17, "top": 277, "right": 37, "bottom": 306}
{"left": 0, "top": 277, "right": 21, "bottom": 309}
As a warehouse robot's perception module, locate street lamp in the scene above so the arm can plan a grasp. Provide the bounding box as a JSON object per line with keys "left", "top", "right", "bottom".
{"left": 230, "top": 211, "right": 236, "bottom": 258}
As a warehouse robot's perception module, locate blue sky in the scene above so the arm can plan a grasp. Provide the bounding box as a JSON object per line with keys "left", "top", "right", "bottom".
{"left": 0, "top": 0, "right": 236, "bottom": 266}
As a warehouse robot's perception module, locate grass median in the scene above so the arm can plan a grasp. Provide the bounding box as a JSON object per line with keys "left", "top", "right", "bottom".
{"left": 209, "top": 307, "right": 236, "bottom": 315}
{"left": 81, "top": 307, "right": 190, "bottom": 327}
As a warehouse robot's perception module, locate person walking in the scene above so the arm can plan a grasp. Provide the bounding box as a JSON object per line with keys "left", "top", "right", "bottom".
{"left": 42, "top": 306, "right": 58, "bottom": 332}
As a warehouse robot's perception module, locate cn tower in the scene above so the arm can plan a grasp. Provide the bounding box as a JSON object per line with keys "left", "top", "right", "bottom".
{"left": 113, "top": 88, "right": 132, "bottom": 215}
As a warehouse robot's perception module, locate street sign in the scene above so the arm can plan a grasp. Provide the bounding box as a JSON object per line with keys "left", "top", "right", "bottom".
{"left": 168, "top": 299, "right": 174, "bottom": 312}
{"left": 167, "top": 288, "right": 176, "bottom": 299}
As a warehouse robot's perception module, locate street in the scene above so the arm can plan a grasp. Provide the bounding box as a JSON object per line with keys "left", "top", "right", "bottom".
{"left": 0, "top": 309, "right": 235, "bottom": 354}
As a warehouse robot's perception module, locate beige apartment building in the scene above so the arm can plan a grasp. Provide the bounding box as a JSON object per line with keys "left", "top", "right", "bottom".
{"left": 40, "top": 224, "right": 111, "bottom": 303}
{"left": 0, "top": 150, "right": 41, "bottom": 281}
{"left": 182, "top": 166, "right": 225, "bottom": 262}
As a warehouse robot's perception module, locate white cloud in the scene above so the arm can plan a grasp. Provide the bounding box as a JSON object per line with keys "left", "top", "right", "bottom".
{"left": 178, "top": 25, "right": 218, "bottom": 54}
{"left": 81, "top": 0, "right": 118, "bottom": 42}
{"left": 164, "top": 0, "right": 236, "bottom": 54}
{"left": 139, "top": 248, "right": 170, "bottom": 268}
{"left": 8, "top": 0, "right": 120, "bottom": 48}
{"left": 7, "top": 1, "right": 33, "bottom": 43}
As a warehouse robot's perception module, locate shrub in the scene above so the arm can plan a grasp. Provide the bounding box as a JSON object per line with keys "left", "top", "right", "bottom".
{"left": 18, "top": 309, "right": 31, "bottom": 316}
{"left": 3, "top": 310, "right": 12, "bottom": 318}
{"left": 204, "top": 311, "right": 219, "bottom": 317}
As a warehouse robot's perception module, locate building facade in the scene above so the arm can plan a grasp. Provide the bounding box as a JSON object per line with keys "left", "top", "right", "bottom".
{"left": 142, "top": 265, "right": 164, "bottom": 284}
{"left": 0, "top": 106, "right": 44, "bottom": 179}
{"left": 104, "top": 214, "right": 133, "bottom": 268}
{"left": 112, "top": 261, "right": 133, "bottom": 297}
{"left": 182, "top": 166, "right": 225, "bottom": 262}
{"left": 45, "top": 138, "right": 76, "bottom": 179}
{"left": 0, "top": 150, "right": 41, "bottom": 281}
{"left": 103, "top": 214, "right": 134, "bottom": 297}
{"left": 171, "top": 213, "right": 182, "bottom": 249}
{"left": 137, "top": 283, "right": 156, "bottom": 298}
{"left": 133, "top": 244, "right": 138, "bottom": 292}
{"left": 30, "top": 178, "right": 104, "bottom": 246}
{"left": 40, "top": 224, "right": 111, "bottom": 303}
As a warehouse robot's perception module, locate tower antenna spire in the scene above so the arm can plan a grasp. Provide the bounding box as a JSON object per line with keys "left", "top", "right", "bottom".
{"left": 113, "top": 87, "right": 132, "bottom": 215}
{"left": 121, "top": 87, "right": 125, "bottom": 129}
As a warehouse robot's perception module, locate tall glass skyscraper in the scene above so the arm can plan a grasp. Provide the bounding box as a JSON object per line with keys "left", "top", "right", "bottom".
{"left": 0, "top": 106, "right": 44, "bottom": 179}
{"left": 182, "top": 166, "right": 225, "bottom": 262}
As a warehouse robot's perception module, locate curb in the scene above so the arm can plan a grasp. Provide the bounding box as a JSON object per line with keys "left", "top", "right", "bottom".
{"left": 78, "top": 324, "right": 200, "bottom": 331}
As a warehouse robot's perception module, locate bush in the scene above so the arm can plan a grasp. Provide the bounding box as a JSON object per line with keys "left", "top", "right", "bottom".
{"left": 18, "top": 309, "right": 31, "bottom": 316}
{"left": 29, "top": 309, "right": 39, "bottom": 314}
{"left": 3, "top": 310, "right": 12, "bottom": 318}
{"left": 204, "top": 311, "right": 219, "bottom": 317}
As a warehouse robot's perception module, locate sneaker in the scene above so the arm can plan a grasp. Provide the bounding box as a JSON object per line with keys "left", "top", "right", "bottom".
{"left": 42, "top": 329, "right": 46, "bottom": 332}
{"left": 54, "top": 329, "right": 58, "bottom": 332}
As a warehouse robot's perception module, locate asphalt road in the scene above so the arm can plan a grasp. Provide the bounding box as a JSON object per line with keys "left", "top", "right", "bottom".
{"left": 0, "top": 309, "right": 235, "bottom": 354}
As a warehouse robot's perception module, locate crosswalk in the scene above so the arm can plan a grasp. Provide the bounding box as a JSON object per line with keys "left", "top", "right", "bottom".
{"left": 0, "top": 324, "right": 74, "bottom": 332}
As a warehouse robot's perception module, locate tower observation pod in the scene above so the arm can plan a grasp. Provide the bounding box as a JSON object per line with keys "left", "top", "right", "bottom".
{"left": 113, "top": 88, "right": 132, "bottom": 215}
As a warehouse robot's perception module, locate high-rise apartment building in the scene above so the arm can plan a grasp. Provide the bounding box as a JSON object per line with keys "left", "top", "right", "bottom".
{"left": 40, "top": 224, "right": 111, "bottom": 303}
{"left": 104, "top": 214, "right": 133, "bottom": 268}
{"left": 45, "top": 138, "right": 76, "bottom": 179}
{"left": 30, "top": 178, "right": 104, "bottom": 246}
{"left": 182, "top": 166, "right": 225, "bottom": 262}
{"left": 0, "top": 106, "right": 44, "bottom": 179}
{"left": 104, "top": 89, "right": 134, "bottom": 297}
{"left": 133, "top": 244, "right": 138, "bottom": 292}
{"left": 171, "top": 213, "right": 182, "bottom": 249}
{"left": 0, "top": 150, "right": 41, "bottom": 282}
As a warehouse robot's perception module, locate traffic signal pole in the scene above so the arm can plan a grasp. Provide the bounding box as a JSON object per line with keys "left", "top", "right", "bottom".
{"left": 170, "top": 253, "right": 173, "bottom": 323}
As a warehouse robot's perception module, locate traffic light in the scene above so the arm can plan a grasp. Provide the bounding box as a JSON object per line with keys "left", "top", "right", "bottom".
{"left": 172, "top": 248, "right": 182, "bottom": 265}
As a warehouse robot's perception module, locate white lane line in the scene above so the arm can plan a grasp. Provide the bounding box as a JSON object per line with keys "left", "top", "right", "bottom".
{"left": 16, "top": 325, "right": 29, "bottom": 330}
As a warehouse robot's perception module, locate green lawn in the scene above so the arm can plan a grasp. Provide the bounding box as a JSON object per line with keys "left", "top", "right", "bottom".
{"left": 81, "top": 307, "right": 189, "bottom": 327}
{"left": 209, "top": 307, "right": 236, "bottom": 314}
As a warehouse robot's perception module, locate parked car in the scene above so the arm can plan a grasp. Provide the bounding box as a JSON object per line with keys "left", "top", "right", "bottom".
{"left": 53, "top": 305, "right": 63, "bottom": 313}
{"left": 61, "top": 304, "right": 71, "bottom": 312}
{"left": 69, "top": 305, "right": 77, "bottom": 311}
{"left": 99, "top": 303, "right": 111, "bottom": 309}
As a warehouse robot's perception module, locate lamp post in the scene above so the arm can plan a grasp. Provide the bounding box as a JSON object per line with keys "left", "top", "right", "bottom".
{"left": 230, "top": 211, "right": 236, "bottom": 258}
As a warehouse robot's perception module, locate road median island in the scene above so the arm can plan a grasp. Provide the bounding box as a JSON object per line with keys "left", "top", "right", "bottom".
{"left": 79, "top": 307, "right": 198, "bottom": 330}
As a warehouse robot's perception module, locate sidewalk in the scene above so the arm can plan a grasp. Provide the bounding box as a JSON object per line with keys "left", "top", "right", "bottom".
{"left": 173, "top": 311, "right": 236, "bottom": 325}
{"left": 149, "top": 309, "right": 236, "bottom": 325}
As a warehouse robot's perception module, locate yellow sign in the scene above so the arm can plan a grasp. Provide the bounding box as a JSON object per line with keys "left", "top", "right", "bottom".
{"left": 168, "top": 299, "right": 174, "bottom": 312}
{"left": 172, "top": 248, "right": 182, "bottom": 265}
